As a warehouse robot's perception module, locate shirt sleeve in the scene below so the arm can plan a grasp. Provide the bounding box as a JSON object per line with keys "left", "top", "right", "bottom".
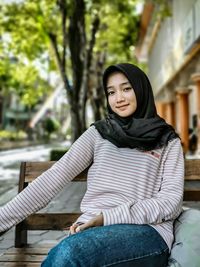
{"left": 0, "top": 126, "right": 96, "bottom": 232}
{"left": 103, "top": 138, "right": 184, "bottom": 225}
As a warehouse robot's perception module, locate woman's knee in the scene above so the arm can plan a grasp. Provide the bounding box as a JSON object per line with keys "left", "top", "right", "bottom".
{"left": 41, "top": 237, "right": 79, "bottom": 267}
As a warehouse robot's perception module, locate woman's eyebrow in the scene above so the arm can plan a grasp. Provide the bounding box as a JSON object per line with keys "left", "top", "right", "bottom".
{"left": 106, "top": 81, "right": 131, "bottom": 90}
{"left": 121, "top": 82, "right": 131, "bottom": 86}
{"left": 106, "top": 86, "right": 114, "bottom": 90}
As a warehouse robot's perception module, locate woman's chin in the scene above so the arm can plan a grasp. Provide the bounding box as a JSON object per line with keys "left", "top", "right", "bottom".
{"left": 115, "top": 110, "right": 133, "bottom": 117}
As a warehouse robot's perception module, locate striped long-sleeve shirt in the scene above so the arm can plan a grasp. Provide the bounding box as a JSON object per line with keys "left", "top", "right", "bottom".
{"left": 0, "top": 126, "right": 184, "bottom": 249}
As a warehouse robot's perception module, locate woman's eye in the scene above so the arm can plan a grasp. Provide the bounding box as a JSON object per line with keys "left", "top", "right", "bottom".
{"left": 123, "top": 87, "right": 131, "bottom": 91}
{"left": 108, "top": 91, "right": 114, "bottom": 95}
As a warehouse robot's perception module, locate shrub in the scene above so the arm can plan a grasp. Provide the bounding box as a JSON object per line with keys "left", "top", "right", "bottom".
{"left": 50, "top": 149, "right": 68, "bottom": 161}
{"left": 44, "top": 118, "right": 60, "bottom": 135}
{"left": 0, "top": 130, "right": 27, "bottom": 142}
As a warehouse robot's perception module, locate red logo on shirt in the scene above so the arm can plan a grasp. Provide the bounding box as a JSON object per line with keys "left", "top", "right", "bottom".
{"left": 143, "top": 151, "right": 160, "bottom": 159}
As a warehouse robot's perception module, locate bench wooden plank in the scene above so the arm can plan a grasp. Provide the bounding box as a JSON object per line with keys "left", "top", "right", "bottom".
{"left": 0, "top": 264, "right": 41, "bottom": 267}
{"left": 0, "top": 245, "right": 53, "bottom": 266}
{"left": 183, "top": 190, "right": 200, "bottom": 201}
{"left": 27, "top": 244, "right": 56, "bottom": 248}
{"left": 23, "top": 160, "right": 200, "bottom": 182}
{"left": 6, "top": 247, "right": 50, "bottom": 255}
{"left": 185, "top": 159, "right": 200, "bottom": 180}
{"left": 0, "top": 254, "right": 45, "bottom": 262}
{"left": 24, "top": 161, "right": 88, "bottom": 182}
{"left": 26, "top": 161, "right": 55, "bottom": 170}
{"left": 21, "top": 160, "right": 200, "bottom": 181}
{"left": 23, "top": 213, "right": 81, "bottom": 230}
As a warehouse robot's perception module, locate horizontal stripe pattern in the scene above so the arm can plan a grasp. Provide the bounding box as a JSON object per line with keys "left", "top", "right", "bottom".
{"left": 0, "top": 126, "right": 184, "bottom": 250}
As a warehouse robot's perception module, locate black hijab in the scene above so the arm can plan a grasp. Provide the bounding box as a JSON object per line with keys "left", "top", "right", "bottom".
{"left": 92, "top": 63, "right": 179, "bottom": 151}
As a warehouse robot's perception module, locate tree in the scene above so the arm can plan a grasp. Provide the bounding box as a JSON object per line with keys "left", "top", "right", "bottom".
{"left": 0, "top": 0, "right": 140, "bottom": 141}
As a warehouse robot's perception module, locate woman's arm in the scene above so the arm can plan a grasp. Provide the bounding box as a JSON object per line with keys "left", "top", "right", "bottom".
{"left": 0, "top": 126, "right": 96, "bottom": 232}
{"left": 102, "top": 138, "right": 184, "bottom": 225}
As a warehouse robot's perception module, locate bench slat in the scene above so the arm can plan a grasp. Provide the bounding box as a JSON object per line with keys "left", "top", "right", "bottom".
{"left": 0, "top": 254, "right": 45, "bottom": 262}
{"left": 0, "top": 244, "right": 54, "bottom": 266}
{"left": 23, "top": 160, "right": 200, "bottom": 181}
{"left": 24, "top": 162, "right": 88, "bottom": 182}
{"left": 25, "top": 172, "right": 87, "bottom": 182}
{"left": 23, "top": 213, "right": 81, "bottom": 230}
{"left": 185, "top": 159, "right": 200, "bottom": 180}
{"left": 6, "top": 248, "right": 50, "bottom": 255}
{"left": 25, "top": 161, "right": 55, "bottom": 170}
{"left": 0, "top": 264, "right": 41, "bottom": 267}
{"left": 183, "top": 190, "right": 200, "bottom": 201}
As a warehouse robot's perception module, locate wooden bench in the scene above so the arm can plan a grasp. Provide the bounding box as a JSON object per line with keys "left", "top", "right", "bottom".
{"left": 0, "top": 159, "right": 200, "bottom": 266}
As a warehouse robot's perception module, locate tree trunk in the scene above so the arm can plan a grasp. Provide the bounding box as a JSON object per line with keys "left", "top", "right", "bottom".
{"left": 70, "top": 104, "right": 83, "bottom": 142}
{"left": 49, "top": 0, "right": 100, "bottom": 142}
{"left": 89, "top": 52, "right": 107, "bottom": 121}
{"left": 79, "top": 15, "right": 100, "bottom": 130}
{"left": 68, "top": 0, "right": 86, "bottom": 141}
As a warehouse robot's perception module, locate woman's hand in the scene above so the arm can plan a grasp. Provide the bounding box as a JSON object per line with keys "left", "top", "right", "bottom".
{"left": 70, "top": 213, "right": 103, "bottom": 234}
{"left": 69, "top": 223, "right": 81, "bottom": 235}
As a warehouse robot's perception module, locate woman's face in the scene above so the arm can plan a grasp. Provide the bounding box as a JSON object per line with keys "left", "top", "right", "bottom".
{"left": 106, "top": 72, "right": 137, "bottom": 117}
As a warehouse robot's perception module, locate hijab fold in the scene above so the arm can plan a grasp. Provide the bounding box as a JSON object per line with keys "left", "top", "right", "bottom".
{"left": 92, "top": 63, "right": 179, "bottom": 151}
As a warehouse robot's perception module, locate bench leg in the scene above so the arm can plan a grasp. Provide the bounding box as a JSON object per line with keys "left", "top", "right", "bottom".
{"left": 15, "top": 223, "right": 27, "bottom": 247}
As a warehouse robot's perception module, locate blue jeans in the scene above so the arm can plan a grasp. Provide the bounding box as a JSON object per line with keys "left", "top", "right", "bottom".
{"left": 41, "top": 224, "right": 169, "bottom": 267}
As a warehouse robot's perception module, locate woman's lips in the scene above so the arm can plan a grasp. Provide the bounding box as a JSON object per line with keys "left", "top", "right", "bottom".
{"left": 116, "top": 104, "right": 129, "bottom": 110}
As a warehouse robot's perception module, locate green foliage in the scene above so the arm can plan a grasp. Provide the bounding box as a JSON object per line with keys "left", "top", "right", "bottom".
{"left": 0, "top": 1, "right": 55, "bottom": 107}
{"left": 86, "top": 0, "right": 140, "bottom": 64}
{"left": 0, "top": 56, "right": 52, "bottom": 106}
{"left": 1, "top": 0, "right": 140, "bottom": 77}
{"left": 12, "top": 63, "right": 52, "bottom": 106}
{"left": 50, "top": 149, "right": 68, "bottom": 161}
{"left": 0, "top": 1, "right": 60, "bottom": 60}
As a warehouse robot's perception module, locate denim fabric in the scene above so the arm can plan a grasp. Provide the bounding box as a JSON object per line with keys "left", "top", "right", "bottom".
{"left": 41, "top": 224, "right": 169, "bottom": 267}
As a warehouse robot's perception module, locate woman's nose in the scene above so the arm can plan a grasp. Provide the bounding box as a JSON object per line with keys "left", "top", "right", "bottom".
{"left": 116, "top": 92, "right": 125, "bottom": 102}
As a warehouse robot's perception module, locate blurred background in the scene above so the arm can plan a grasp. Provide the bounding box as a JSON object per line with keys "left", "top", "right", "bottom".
{"left": 0, "top": 0, "right": 200, "bottom": 203}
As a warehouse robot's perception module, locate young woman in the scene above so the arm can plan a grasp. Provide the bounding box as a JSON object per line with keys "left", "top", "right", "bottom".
{"left": 0, "top": 63, "right": 184, "bottom": 267}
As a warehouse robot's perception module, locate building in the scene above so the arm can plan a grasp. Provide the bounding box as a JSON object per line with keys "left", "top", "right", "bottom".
{"left": 136, "top": 0, "right": 200, "bottom": 154}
